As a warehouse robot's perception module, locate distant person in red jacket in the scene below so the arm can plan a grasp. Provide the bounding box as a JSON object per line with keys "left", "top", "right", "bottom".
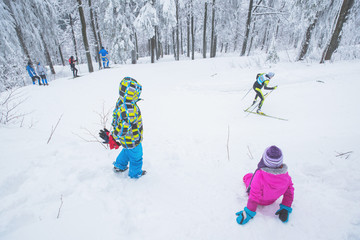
{"left": 69, "top": 56, "right": 78, "bottom": 77}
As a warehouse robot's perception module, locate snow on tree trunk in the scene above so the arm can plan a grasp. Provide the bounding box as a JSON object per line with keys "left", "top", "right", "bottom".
{"left": 69, "top": 14, "right": 79, "bottom": 62}
{"left": 210, "top": 0, "right": 216, "bottom": 58}
{"left": 88, "top": 0, "right": 101, "bottom": 70}
{"left": 40, "top": 34, "right": 55, "bottom": 74}
{"left": 241, "top": 0, "right": 253, "bottom": 56}
{"left": 297, "top": 12, "right": 319, "bottom": 61}
{"left": 203, "top": 2, "right": 208, "bottom": 59}
{"left": 77, "top": 0, "right": 93, "bottom": 73}
{"left": 320, "top": 0, "right": 354, "bottom": 63}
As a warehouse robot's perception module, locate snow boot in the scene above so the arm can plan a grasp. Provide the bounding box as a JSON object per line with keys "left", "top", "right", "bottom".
{"left": 113, "top": 166, "right": 128, "bottom": 172}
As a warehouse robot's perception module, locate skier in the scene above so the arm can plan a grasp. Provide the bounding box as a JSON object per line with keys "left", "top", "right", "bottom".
{"left": 98, "top": 46, "right": 109, "bottom": 68}
{"left": 69, "top": 56, "right": 78, "bottom": 77}
{"left": 252, "top": 72, "right": 277, "bottom": 114}
{"left": 26, "top": 61, "right": 42, "bottom": 85}
{"left": 236, "top": 145, "right": 294, "bottom": 225}
{"left": 99, "top": 77, "right": 146, "bottom": 178}
{"left": 36, "top": 62, "right": 49, "bottom": 86}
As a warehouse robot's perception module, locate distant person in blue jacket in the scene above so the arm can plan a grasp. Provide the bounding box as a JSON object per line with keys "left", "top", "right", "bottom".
{"left": 26, "top": 61, "right": 42, "bottom": 85}
{"left": 36, "top": 62, "right": 49, "bottom": 85}
{"left": 99, "top": 47, "right": 109, "bottom": 68}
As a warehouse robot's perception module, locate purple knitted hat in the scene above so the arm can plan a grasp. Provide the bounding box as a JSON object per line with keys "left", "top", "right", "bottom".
{"left": 262, "top": 145, "right": 283, "bottom": 168}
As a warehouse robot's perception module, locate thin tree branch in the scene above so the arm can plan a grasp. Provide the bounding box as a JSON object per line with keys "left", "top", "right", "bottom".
{"left": 227, "top": 125, "right": 230, "bottom": 161}
{"left": 47, "top": 114, "right": 63, "bottom": 144}
{"left": 57, "top": 195, "right": 63, "bottom": 219}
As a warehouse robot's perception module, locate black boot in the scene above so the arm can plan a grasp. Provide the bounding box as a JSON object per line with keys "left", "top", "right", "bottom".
{"left": 113, "top": 166, "right": 128, "bottom": 172}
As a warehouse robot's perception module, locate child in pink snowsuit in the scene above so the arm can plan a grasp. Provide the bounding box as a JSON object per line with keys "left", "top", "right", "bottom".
{"left": 236, "top": 145, "right": 294, "bottom": 225}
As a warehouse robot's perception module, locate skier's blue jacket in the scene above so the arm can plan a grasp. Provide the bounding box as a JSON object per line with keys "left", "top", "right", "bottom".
{"left": 26, "top": 65, "right": 37, "bottom": 77}
{"left": 99, "top": 48, "right": 108, "bottom": 57}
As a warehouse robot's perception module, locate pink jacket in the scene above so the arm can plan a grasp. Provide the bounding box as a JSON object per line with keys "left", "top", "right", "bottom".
{"left": 243, "top": 164, "right": 294, "bottom": 212}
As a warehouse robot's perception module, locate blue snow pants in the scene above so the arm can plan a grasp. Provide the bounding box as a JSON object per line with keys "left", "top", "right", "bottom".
{"left": 101, "top": 57, "right": 109, "bottom": 68}
{"left": 113, "top": 143, "right": 143, "bottom": 178}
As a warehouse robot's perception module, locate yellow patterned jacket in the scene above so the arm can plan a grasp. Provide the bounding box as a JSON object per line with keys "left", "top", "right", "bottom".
{"left": 111, "top": 77, "right": 143, "bottom": 149}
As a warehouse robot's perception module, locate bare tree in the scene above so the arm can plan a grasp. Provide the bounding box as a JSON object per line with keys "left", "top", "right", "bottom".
{"left": 40, "top": 34, "right": 55, "bottom": 74}
{"left": 297, "top": 12, "right": 320, "bottom": 61}
{"left": 88, "top": 0, "right": 101, "bottom": 69}
{"left": 190, "top": 0, "right": 195, "bottom": 60}
{"left": 320, "top": 0, "right": 354, "bottom": 63}
{"left": 175, "top": 0, "right": 180, "bottom": 61}
{"left": 210, "top": 0, "right": 216, "bottom": 58}
{"left": 241, "top": 0, "right": 254, "bottom": 56}
{"left": 69, "top": 14, "right": 79, "bottom": 61}
{"left": 203, "top": 2, "right": 208, "bottom": 58}
{"left": 77, "top": 0, "right": 94, "bottom": 72}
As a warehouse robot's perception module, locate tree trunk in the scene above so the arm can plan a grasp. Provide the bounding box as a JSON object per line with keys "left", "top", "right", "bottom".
{"left": 180, "top": 20, "right": 183, "bottom": 56}
{"left": 77, "top": 0, "right": 93, "bottom": 73}
{"left": 297, "top": 13, "right": 319, "bottom": 61}
{"left": 187, "top": 9, "right": 190, "bottom": 58}
{"left": 151, "top": 36, "right": 156, "bottom": 63}
{"left": 94, "top": 10, "right": 103, "bottom": 48}
{"left": 58, "top": 44, "right": 65, "bottom": 66}
{"left": 210, "top": 0, "right": 216, "bottom": 58}
{"left": 155, "top": 26, "right": 159, "bottom": 60}
{"left": 320, "top": 0, "right": 354, "bottom": 63}
{"left": 40, "top": 34, "right": 55, "bottom": 74}
{"left": 172, "top": 30, "right": 176, "bottom": 59}
{"left": 241, "top": 0, "right": 253, "bottom": 56}
{"left": 203, "top": 2, "right": 208, "bottom": 58}
{"left": 89, "top": 0, "right": 101, "bottom": 69}
{"left": 175, "top": 0, "right": 180, "bottom": 61}
{"left": 69, "top": 14, "right": 79, "bottom": 61}
{"left": 190, "top": 0, "right": 195, "bottom": 60}
{"left": 135, "top": 32, "right": 139, "bottom": 60}
{"left": 131, "top": 50, "right": 137, "bottom": 64}
{"left": 191, "top": 6, "right": 195, "bottom": 60}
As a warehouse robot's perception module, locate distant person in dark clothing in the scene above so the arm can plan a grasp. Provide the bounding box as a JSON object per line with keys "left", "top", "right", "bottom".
{"left": 69, "top": 56, "right": 78, "bottom": 77}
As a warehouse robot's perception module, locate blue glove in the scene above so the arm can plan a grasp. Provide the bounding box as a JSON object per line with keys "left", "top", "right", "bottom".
{"left": 236, "top": 207, "right": 256, "bottom": 225}
{"left": 275, "top": 204, "right": 292, "bottom": 223}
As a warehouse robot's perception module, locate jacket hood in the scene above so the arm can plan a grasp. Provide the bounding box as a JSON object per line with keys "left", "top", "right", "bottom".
{"left": 119, "top": 77, "right": 142, "bottom": 103}
{"left": 260, "top": 164, "right": 288, "bottom": 175}
{"left": 259, "top": 164, "right": 289, "bottom": 191}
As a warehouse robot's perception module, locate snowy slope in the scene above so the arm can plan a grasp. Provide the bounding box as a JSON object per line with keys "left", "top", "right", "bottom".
{"left": 0, "top": 55, "right": 360, "bottom": 240}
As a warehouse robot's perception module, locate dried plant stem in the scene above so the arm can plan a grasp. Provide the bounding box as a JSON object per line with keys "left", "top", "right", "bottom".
{"left": 57, "top": 195, "right": 63, "bottom": 219}
{"left": 247, "top": 145, "right": 254, "bottom": 160}
{"left": 47, "top": 114, "right": 63, "bottom": 144}
{"left": 227, "top": 125, "right": 230, "bottom": 161}
{"left": 73, "top": 127, "right": 107, "bottom": 149}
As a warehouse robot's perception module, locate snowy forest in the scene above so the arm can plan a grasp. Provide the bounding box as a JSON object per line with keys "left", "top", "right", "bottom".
{"left": 0, "top": 0, "right": 359, "bottom": 92}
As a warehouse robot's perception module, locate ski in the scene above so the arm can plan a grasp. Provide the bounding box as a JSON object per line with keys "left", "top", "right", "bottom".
{"left": 244, "top": 110, "right": 288, "bottom": 121}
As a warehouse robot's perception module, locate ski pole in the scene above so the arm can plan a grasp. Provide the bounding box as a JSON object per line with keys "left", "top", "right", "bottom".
{"left": 245, "top": 90, "right": 274, "bottom": 116}
{"left": 241, "top": 88, "right": 253, "bottom": 100}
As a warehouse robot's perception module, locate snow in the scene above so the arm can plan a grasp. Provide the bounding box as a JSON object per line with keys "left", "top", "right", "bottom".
{"left": 1, "top": 55, "right": 360, "bottom": 240}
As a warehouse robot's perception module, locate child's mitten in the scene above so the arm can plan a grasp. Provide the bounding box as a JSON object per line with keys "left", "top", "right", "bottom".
{"left": 236, "top": 207, "right": 256, "bottom": 225}
{"left": 275, "top": 204, "right": 292, "bottom": 223}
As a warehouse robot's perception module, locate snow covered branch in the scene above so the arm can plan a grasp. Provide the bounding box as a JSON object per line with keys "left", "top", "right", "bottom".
{"left": 0, "top": 88, "right": 28, "bottom": 125}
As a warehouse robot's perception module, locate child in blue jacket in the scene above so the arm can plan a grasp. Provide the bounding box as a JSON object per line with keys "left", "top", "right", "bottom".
{"left": 26, "top": 61, "right": 42, "bottom": 85}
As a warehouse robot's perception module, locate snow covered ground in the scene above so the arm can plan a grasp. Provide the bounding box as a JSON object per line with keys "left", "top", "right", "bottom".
{"left": 1, "top": 54, "right": 360, "bottom": 240}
